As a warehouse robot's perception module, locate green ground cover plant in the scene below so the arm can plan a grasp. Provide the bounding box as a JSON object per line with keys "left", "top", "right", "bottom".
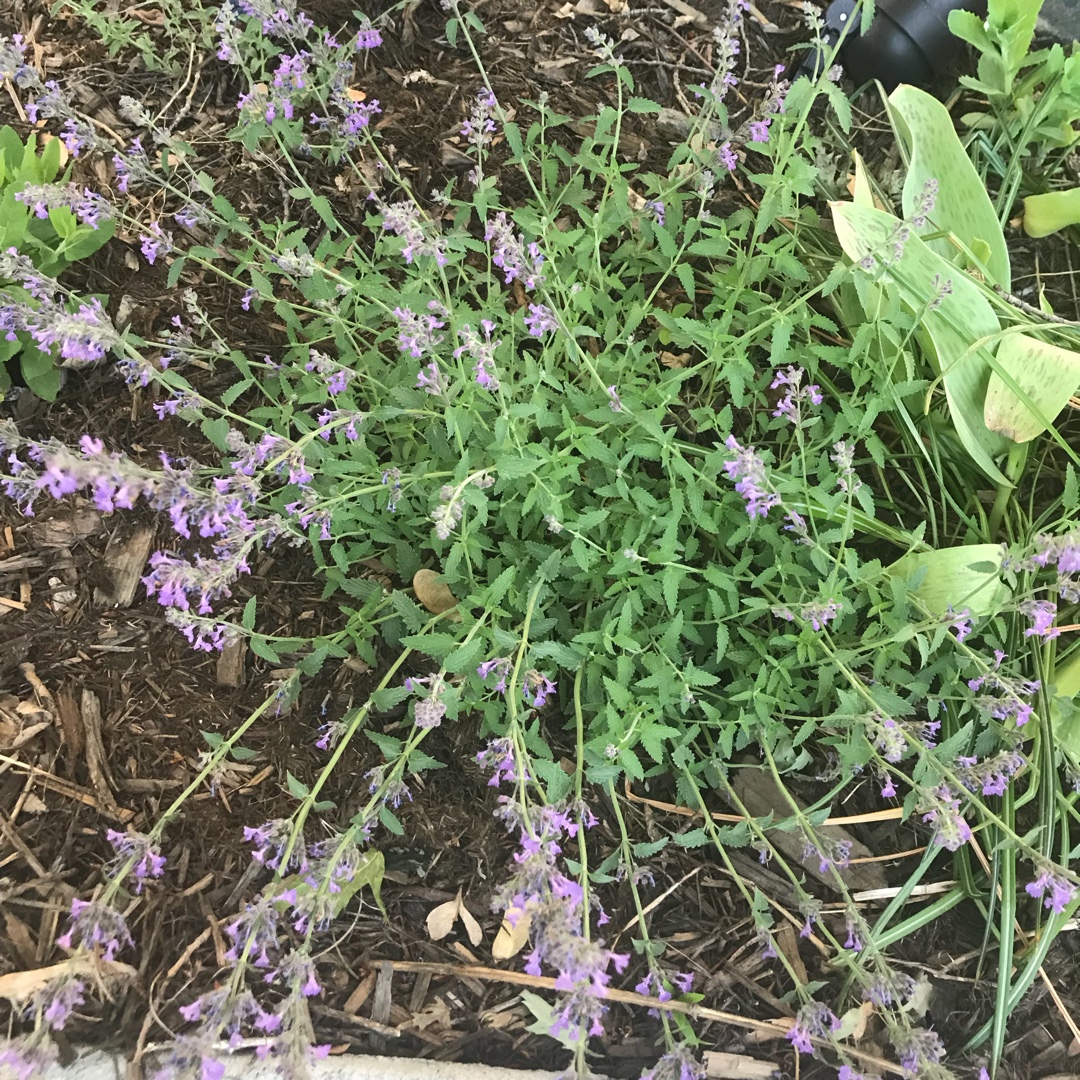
{"left": 0, "top": 122, "right": 113, "bottom": 398}
{"left": 1, "top": 0, "right": 1079, "bottom": 1078}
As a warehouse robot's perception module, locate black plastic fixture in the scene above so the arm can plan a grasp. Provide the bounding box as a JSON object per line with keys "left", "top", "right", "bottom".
{"left": 794, "top": 0, "right": 989, "bottom": 90}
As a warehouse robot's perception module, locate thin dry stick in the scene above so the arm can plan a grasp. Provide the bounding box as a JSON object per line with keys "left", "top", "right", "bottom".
{"left": 613, "top": 866, "right": 701, "bottom": 940}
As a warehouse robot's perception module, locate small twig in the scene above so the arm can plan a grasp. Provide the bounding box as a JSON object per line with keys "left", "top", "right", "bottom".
{"left": 993, "top": 284, "right": 1080, "bottom": 327}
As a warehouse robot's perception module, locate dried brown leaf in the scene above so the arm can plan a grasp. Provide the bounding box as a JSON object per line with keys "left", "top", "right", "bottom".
{"left": 413, "top": 569, "right": 460, "bottom": 618}
{"left": 491, "top": 904, "right": 530, "bottom": 960}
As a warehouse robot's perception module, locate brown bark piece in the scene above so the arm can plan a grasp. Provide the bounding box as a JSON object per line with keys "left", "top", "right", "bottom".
{"left": 728, "top": 768, "right": 887, "bottom": 892}
{"left": 79, "top": 689, "right": 121, "bottom": 817}
{"left": 94, "top": 526, "right": 155, "bottom": 608}
{"left": 216, "top": 638, "right": 248, "bottom": 688}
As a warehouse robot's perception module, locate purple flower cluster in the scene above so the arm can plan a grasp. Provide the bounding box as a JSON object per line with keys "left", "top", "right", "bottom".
{"left": 773, "top": 599, "right": 841, "bottom": 631}
{"left": 831, "top": 440, "right": 861, "bottom": 494}
{"left": 640, "top": 1044, "right": 705, "bottom": 1080}
{"left": 15, "top": 183, "right": 113, "bottom": 229}
{"left": 894, "top": 1027, "right": 945, "bottom": 1075}
{"left": 919, "top": 784, "right": 972, "bottom": 850}
{"left": 862, "top": 969, "right": 915, "bottom": 1008}
{"left": 524, "top": 303, "right": 557, "bottom": 337}
{"left": 373, "top": 196, "right": 448, "bottom": 265}
{"left": 303, "top": 348, "right": 353, "bottom": 396}
{"left": 492, "top": 799, "right": 626, "bottom": 1041}
{"left": 37, "top": 977, "right": 86, "bottom": 1031}
{"left": 955, "top": 749, "right": 1024, "bottom": 797}
{"left": 476, "top": 737, "right": 519, "bottom": 787}
{"left": 405, "top": 672, "right": 449, "bottom": 728}
{"left": 786, "top": 1000, "right": 840, "bottom": 1056}
{"left": 57, "top": 898, "right": 134, "bottom": 961}
{"left": 393, "top": 303, "right": 445, "bottom": 358}
{"left": 947, "top": 605, "right": 973, "bottom": 643}
{"left": 0, "top": 1035, "right": 57, "bottom": 1080}
{"left": 1020, "top": 598, "right": 1060, "bottom": 639}
{"left": 801, "top": 831, "right": 851, "bottom": 875}
{"left": 968, "top": 668, "right": 1040, "bottom": 729}
{"left": 723, "top": 434, "right": 779, "bottom": 518}
{"left": 770, "top": 365, "right": 823, "bottom": 426}
{"left": 478, "top": 656, "right": 512, "bottom": 694}
{"left": 2, "top": 289, "right": 120, "bottom": 367}
{"left": 455, "top": 321, "right": 500, "bottom": 391}
{"left": 1026, "top": 864, "right": 1077, "bottom": 914}
{"left": 106, "top": 828, "right": 166, "bottom": 892}
{"left": 485, "top": 212, "right": 545, "bottom": 289}
{"left": 462, "top": 88, "right": 497, "bottom": 150}
{"left": 1018, "top": 531, "right": 1080, "bottom": 602}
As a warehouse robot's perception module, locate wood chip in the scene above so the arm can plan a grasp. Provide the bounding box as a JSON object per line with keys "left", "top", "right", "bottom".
{"left": 80, "top": 688, "right": 121, "bottom": 816}
{"left": 94, "top": 525, "right": 154, "bottom": 608}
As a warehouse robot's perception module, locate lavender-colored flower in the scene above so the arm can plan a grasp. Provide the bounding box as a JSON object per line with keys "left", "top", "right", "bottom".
{"left": 456, "top": 321, "right": 500, "bottom": 391}
{"left": 284, "top": 493, "right": 332, "bottom": 539}
{"left": 38, "top": 977, "right": 86, "bottom": 1030}
{"left": 644, "top": 199, "right": 665, "bottom": 226}
{"left": 1026, "top": 865, "right": 1077, "bottom": 914}
{"left": 786, "top": 1000, "right": 840, "bottom": 1056}
{"left": 775, "top": 599, "right": 841, "bottom": 631}
{"left": 364, "top": 765, "right": 412, "bottom": 809}
{"left": 57, "top": 898, "right": 134, "bottom": 961}
{"left": 168, "top": 613, "right": 240, "bottom": 653}
{"left": 15, "top": 183, "right": 112, "bottom": 229}
{"left": 956, "top": 749, "right": 1024, "bottom": 797}
{"left": 415, "top": 361, "right": 448, "bottom": 395}
{"left": 393, "top": 304, "right": 445, "bottom": 358}
{"left": 801, "top": 832, "right": 850, "bottom": 876}
{"left": 1021, "top": 598, "right": 1060, "bottom": 639}
{"left": 969, "top": 669, "right": 1039, "bottom": 729}
{"left": 523, "top": 669, "right": 556, "bottom": 708}
{"left": 639, "top": 1044, "right": 705, "bottom": 1080}
{"left": 831, "top": 440, "right": 861, "bottom": 493}
{"left": 927, "top": 273, "right": 953, "bottom": 312}
{"left": 605, "top": 385, "right": 623, "bottom": 412}
{"left": 523, "top": 303, "right": 557, "bottom": 337}
{"left": 748, "top": 118, "right": 770, "bottom": 143}
{"left": 863, "top": 970, "right": 916, "bottom": 1008}
{"left": 315, "top": 408, "right": 363, "bottom": 440}
{"left": 723, "top": 434, "right": 780, "bottom": 518}
{"left": 476, "top": 737, "right": 519, "bottom": 787}
{"left": 462, "top": 88, "right": 497, "bottom": 149}
{"left": 910, "top": 177, "right": 938, "bottom": 228}
{"left": 478, "top": 656, "right": 512, "bottom": 695}
{"left": 485, "top": 212, "right": 545, "bottom": 289}
{"left": 113, "top": 137, "right": 150, "bottom": 193}
{"left": 920, "top": 784, "right": 971, "bottom": 850}
{"left": 0, "top": 34, "right": 31, "bottom": 84}
{"left": 894, "top": 1027, "right": 945, "bottom": 1075}
{"left": 106, "top": 828, "right": 166, "bottom": 891}
{"left": 770, "top": 365, "right": 823, "bottom": 426}
{"left": 140, "top": 222, "right": 174, "bottom": 265}
{"left": 866, "top": 712, "right": 905, "bottom": 762}
{"left": 492, "top": 801, "right": 626, "bottom": 1042}
{"left": 718, "top": 141, "right": 738, "bottom": 172}
{"left": 244, "top": 819, "right": 306, "bottom": 873}
{"left": 354, "top": 17, "right": 382, "bottom": 48}
{"left": 946, "top": 605, "right": 973, "bottom": 643}
{"left": 757, "top": 925, "right": 777, "bottom": 959}
{"left": 374, "top": 196, "right": 447, "bottom": 266}
{"left": 0, "top": 1034, "right": 58, "bottom": 1080}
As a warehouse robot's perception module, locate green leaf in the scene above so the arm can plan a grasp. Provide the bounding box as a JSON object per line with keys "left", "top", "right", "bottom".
{"left": 241, "top": 596, "right": 257, "bottom": 631}
{"left": 888, "top": 85, "right": 1010, "bottom": 290}
{"left": 286, "top": 770, "right": 310, "bottom": 798}
{"left": 249, "top": 635, "right": 282, "bottom": 662}
{"left": 275, "top": 849, "right": 386, "bottom": 918}
{"left": 887, "top": 544, "right": 1011, "bottom": 618}
{"left": 1022, "top": 188, "right": 1080, "bottom": 238}
{"left": 830, "top": 200, "right": 1011, "bottom": 484}
{"left": 983, "top": 332, "right": 1080, "bottom": 443}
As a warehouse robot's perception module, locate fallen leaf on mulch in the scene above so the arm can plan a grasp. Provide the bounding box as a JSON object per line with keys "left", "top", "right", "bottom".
{"left": 491, "top": 902, "right": 531, "bottom": 960}
{"left": 426, "top": 888, "right": 483, "bottom": 946}
{"left": 0, "top": 956, "right": 137, "bottom": 1003}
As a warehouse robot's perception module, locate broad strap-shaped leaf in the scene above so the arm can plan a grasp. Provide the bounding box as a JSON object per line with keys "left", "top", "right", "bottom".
{"left": 889, "top": 85, "right": 1011, "bottom": 291}
{"left": 887, "top": 543, "right": 1010, "bottom": 618}
{"left": 831, "top": 200, "right": 1011, "bottom": 485}
{"left": 984, "top": 332, "right": 1080, "bottom": 442}
{"left": 1022, "top": 188, "right": 1080, "bottom": 238}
